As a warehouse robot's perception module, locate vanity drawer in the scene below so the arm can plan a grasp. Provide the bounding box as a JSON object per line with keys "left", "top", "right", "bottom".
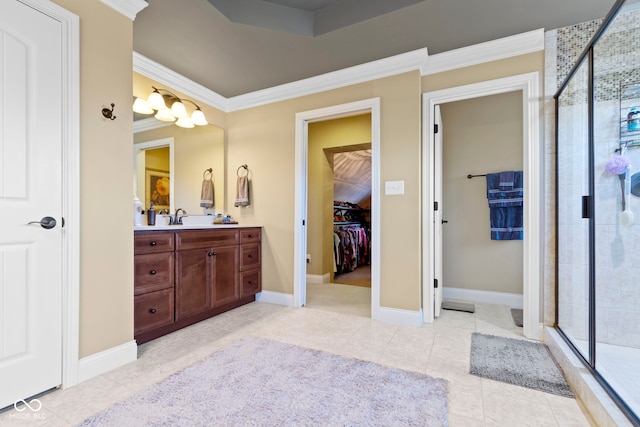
{"left": 176, "top": 229, "right": 238, "bottom": 250}
{"left": 134, "top": 288, "right": 174, "bottom": 336}
{"left": 240, "top": 269, "right": 261, "bottom": 298}
{"left": 135, "top": 231, "right": 174, "bottom": 254}
{"left": 134, "top": 252, "right": 174, "bottom": 295}
{"left": 240, "top": 244, "right": 261, "bottom": 271}
{"left": 240, "top": 228, "right": 261, "bottom": 244}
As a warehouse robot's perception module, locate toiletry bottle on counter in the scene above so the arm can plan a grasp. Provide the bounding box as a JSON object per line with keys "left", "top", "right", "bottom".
{"left": 147, "top": 202, "right": 156, "bottom": 226}
{"left": 134, "top": 195, "right": 143, "bottom": 226}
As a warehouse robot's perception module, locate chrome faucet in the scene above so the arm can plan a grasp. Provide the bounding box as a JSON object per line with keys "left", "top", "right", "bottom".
{"left": 172, "top": 208, "right": 187, "bottom": 225}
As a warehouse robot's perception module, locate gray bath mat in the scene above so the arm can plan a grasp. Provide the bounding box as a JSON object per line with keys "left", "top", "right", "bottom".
{"left": 510, "top": 308, "right": 523, "bottom": 327}
{"left": 470, "top": 333, "right": 574, "bottom": 397}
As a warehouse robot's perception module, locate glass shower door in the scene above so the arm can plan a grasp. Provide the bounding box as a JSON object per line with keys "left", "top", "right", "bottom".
{"left": 557, "top": 57, "right": 592, "bottom": 362}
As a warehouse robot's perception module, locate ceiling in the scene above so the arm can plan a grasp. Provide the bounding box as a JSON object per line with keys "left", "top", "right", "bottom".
{"left": 134, "top": 0, "right": 612, "bottom": 98}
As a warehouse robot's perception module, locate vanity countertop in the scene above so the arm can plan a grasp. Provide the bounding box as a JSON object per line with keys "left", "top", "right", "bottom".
{"left": 134, "top": 224, "right": 261, "bottom": 231}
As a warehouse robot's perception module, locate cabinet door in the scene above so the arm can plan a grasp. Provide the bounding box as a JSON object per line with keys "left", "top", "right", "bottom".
{"left": 175, "top": 247, "right": 213, "bottom": 320}
{"left": 212, "top": 245, "right": 239, "bottom": 307}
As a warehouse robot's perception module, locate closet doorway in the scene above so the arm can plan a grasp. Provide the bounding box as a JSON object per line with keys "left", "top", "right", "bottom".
{"left": 422, "top": 73, "right": 542, "bottom": 340}
{"left": 305, "top": 114, "right": 372, "bottom": 316}
{"left": 293, "top": 98, "right": 381, "bottom": 319}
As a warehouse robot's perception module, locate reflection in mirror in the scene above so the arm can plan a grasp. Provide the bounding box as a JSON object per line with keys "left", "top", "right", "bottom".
{"left": 134, "top": 123, "right": 225, "bottom": 217}
{"left": 133, "top": 137, "right": 174, "bottom": 213}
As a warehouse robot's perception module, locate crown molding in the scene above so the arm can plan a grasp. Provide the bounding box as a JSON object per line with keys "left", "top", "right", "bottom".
{"left": 133, "top": 52, "right": 228, "bottom": 112}
{"left": 423, "top": 28, "right": 545, "bottom": 76}
{"left": 100, "top": 0, "right": 148, "bottom": 20}
{"left": 227, "top": 48, "right": 429, "bottom": 112}
{"left": 133, "top": 117, "right": 173, "bottom": 134}
{"left": 133, "top": 28, "right": 542, "bottom": 114}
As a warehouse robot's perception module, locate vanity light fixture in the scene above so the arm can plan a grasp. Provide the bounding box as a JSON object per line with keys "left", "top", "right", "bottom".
{"left": 133, "top": 86, "right": 208, "bottom": 128}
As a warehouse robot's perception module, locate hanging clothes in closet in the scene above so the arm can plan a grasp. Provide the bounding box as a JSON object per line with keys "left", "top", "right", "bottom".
{"left": 333, "top": 225, "right": 370, "bottom": 275}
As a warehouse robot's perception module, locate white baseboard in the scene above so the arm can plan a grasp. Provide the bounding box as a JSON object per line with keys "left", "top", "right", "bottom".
{"left": 306, "top": 273, "right": 330, "bottom": 284}
{"left": 255, "top": 290, "right": 294, "bottom": 307}
{"left": 443, "top": 287, "right": 523, "bottom": 309}
{"left": 377, "top": 306, "right": 423, "bottom": 327}
{"left": 78, "top": 340, "right": 137, "bottom": 383}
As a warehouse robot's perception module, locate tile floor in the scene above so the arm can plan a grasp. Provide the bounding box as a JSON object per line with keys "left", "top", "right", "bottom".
{"left": 1, "top": 289, "right": 595, "bottom": 426}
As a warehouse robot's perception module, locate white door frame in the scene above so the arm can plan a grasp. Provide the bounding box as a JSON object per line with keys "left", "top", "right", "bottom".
{"left": 294, "top": 98, "right": 381, "bottom": 319}
{"left": 422, "top": 72, "right": 543, "bottom": 340}
{"left": 19, "top": 0, "right": 81, "bottom": 388}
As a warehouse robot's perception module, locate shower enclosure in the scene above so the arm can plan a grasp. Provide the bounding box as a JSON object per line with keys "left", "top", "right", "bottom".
{"left": 556, "top": 0, "right": 640, "bottom": 424}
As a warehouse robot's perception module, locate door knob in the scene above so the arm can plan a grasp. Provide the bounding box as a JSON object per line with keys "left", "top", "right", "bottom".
{"left": 442, "top": 220, "right": 449, "bottom": 224}
{"left": 28, "top": 216, "right": 57, "bottom": 229}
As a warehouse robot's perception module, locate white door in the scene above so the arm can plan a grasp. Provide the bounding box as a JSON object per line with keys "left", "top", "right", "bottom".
{"left": 0, "top": 0, "right": 63, "bottom": 409}
{"left": 433, "top": 106, "right": 443, "bottom": 317}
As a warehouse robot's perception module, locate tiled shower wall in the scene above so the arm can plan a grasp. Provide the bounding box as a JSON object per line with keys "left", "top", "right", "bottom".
{"left": 546, "top": 8, "right": 640, "bottom": 348}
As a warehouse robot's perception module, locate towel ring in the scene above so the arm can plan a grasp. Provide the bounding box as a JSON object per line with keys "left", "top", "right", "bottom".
{"left": 203, "top": 168, "right": 213, "bottom": 179}
{"left": 237, "top": 164, "right": 248, "bottom": 177}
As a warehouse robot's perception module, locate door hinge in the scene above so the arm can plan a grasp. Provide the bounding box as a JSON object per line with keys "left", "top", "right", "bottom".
{"left": 302, "top": 220, "right": 306, "bottom": 226}
{"left": 434, "top": 124, "right": 439, "bottom": 134}
{"left": 434, "top": 201, "right": 438, "bottom": 211}
{"left": 434, "top": 278, "right": 439, "bottom": 288}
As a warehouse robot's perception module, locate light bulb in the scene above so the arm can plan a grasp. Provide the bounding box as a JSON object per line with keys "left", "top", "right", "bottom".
{"left": 155, "top": 109, "right": 176, "bottom": 122}
{"left": 170, "top": 101, "right": 188, "bottom": 118}
{"left": 132, "top": 97, "right": 154, "bottom": 114}
{"left": 147, "top": 91, "right": 167, "bottom": 110}
{"left": 176, "top": 117, "right": 194, "bottom": 128}
{"left": 191, "top": 108, "right": 208, "bottom": 126}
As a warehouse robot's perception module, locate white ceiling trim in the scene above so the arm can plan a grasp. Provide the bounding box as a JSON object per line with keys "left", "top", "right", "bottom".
{"left": 424, "top": 28, "right": 545, "bottom": 76}
{"left": 132, "top": 28, "right": 544, "bottom": 114}
{"left": 133, "top": 51, "right": 229, "bottom": 112}
{"left": 227, "top": 48, "right": 429, "bottom": 112}
{"left": 100, "top": 0, "right": 148, "bottom": 20}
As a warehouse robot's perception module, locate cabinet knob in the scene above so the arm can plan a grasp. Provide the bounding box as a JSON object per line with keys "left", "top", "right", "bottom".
{"left": 247, "top": 254, "right": 253, "bottom": 258}
{"left": 248, "top": 234, "right": 253, "bottom": 238}
{"left": 208, "top": 251, "right": 216, "bottom": 256}
{"left": 150, "top": 241, "right": 157, "bottom": 246}
{"left": 150, "top": 269, "right": 157, "bottom": 275}
{"left": 248, "top": 280, "right": 252, "bottom": 285}
{"left": 149, "top": 308, "right": 157, "bottom": 314}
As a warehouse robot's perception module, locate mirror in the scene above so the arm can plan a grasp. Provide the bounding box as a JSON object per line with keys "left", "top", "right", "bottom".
{"left": 133, "top": 73, "right": 225, "bottom": 217}
{"left": 134, "top": 123, "right": 225, "bottom": 216}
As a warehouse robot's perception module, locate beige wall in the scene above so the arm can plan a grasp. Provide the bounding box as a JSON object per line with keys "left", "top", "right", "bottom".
{"left": 440, "top": 91, "right": 523, "bottom": 295}
{"left": 51, "top": 0, "right": 134, "bottom": 357}
{"left": 227, "top": 71, "right": 422, "bottom": 310}
{"left": 307, "top": 115, "right": 371, "bottom": 277}
{"left": 422, "top": 52, "right": 545, "bottom": 92}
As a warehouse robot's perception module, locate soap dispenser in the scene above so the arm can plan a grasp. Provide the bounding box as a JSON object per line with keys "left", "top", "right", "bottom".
{"left": 147, "top": 202, "right": 156, "bottom": 226}
{"left": 134, "top": 195, "right": 143, "bottom": 226}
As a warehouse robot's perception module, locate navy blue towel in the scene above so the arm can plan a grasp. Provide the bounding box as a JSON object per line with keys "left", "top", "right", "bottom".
{"left": 486, "top": 171, "right": 523, "bottom": 240}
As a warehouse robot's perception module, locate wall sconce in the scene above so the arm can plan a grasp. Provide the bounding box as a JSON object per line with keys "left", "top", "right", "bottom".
{"left": 133, "top": 86, "right": 208, "bottom": 128}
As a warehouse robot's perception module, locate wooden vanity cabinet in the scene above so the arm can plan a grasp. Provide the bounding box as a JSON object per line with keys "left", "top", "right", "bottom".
{"left": 134, "top": 231, "right": 175, "bottom": 336}
{"left": 240, "top": 228, "right": 262, "bottom": 298}
{"left": 134, "top": 227, "right": 261, "bottom": 344}
{"left": 175, "top": 232, "right": 239, "bottom": 320}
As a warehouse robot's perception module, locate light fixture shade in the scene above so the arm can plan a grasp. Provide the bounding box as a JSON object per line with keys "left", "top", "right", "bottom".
{"left": 147, "top": 91, "right": 167, "bottom": 110}
{"left": 132, "top": 97, "right": 154, "bottom": 114}
{"left": 155, "top": 109, "right": 176, "bottom": 122}
{"left": 191, "top": 108, "right": 208, "bottom": 126}
{"left": 176, "top": 117, "right": 194, "bottom": 128}
{"left": 170, "top": 101, "right": 188, "bottom": 118}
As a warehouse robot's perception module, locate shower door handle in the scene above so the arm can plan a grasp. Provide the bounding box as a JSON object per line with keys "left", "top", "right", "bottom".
{"left": 582, "top": 196, "right": 592, "bottom": 219}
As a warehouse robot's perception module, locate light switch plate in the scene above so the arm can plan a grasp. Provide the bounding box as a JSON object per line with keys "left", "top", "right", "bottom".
{"left": 385, "top": 180, "right": 404, "bottom": 195}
